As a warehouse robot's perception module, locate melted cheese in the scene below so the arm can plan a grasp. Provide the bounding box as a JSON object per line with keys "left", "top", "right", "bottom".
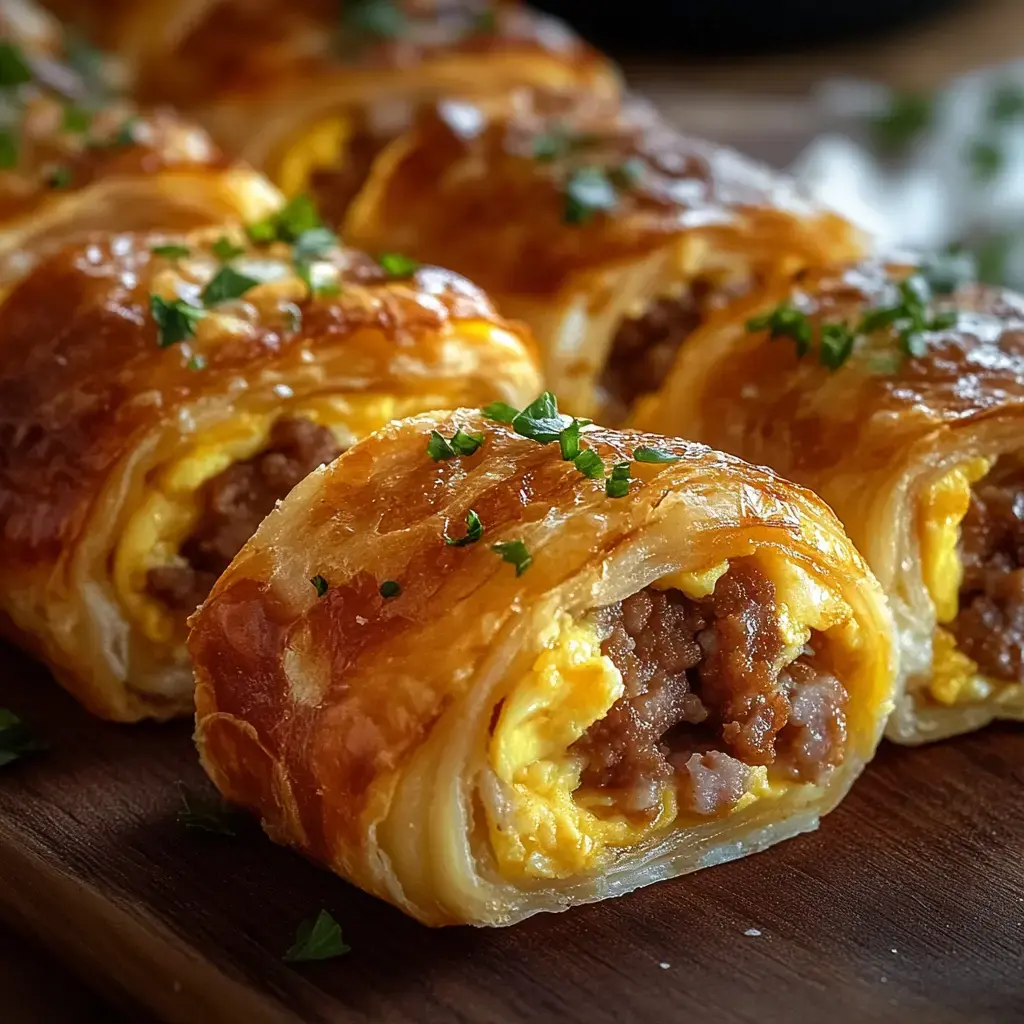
{"left": 487, "top": 558, "right": 854, "bottom": 881}
{"left": 114, "top": 394, "right": 444, "bottom": 647}
{"left": 917, "top": 458, "right": 1002, "bottom": 706}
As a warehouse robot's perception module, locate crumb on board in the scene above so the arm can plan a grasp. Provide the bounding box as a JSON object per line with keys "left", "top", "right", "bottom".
{"left": 744, "top": 928, "right": 762, "bottom": 937}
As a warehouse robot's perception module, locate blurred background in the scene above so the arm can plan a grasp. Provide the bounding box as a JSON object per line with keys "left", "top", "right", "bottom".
{"left": 542, "top": 0, "right": 1024, "bottom": 288}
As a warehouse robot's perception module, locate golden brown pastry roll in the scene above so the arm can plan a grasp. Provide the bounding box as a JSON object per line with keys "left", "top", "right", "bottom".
{"left": 0, "top": 220, "right": 539, "bottom": 721}
{"left": 190, "top": 405, "right": 895, "bottom": 926}
{"left": 343, "top": 90, "right": 863, "bottom": 423}
{"left": 0, "top": 2, "right": 282, "bottom": 284}
{"left": 55, "top": 0, "right": 620, "bottom": 223}
{"left": 635, "top": 256, "right": 1024, "bottom": 742}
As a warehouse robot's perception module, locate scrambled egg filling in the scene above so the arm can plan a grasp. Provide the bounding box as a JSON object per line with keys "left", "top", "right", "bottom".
{"left": 486, "top": 560, "right": 852, "bottom": 881}
{"left": 917, "top": 458, "right": 1003, "bottom": 706}
{"left": 114, "top": 394, "right": 440, "bottom": 646}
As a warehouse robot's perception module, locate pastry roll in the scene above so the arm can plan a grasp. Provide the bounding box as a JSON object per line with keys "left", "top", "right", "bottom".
{"left": 343, "top": 90, "right": 863, "bottom": 423}
{"left": 636, "top": 256, "right": 1024, "bottom": 742}
{"left": 0, "top": 5, "right": 282, "bottom": 284}
{"left": 0, "top": 223, "right": 539, "bottom": 721}
{"left": 55, "top": 0, "right": 620, "bottom": 224}
{"left": 190, "top": 407, "right": 895, "bottom": 926}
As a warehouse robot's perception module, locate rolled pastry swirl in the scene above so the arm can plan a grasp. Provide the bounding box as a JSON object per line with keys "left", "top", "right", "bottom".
{"left": 50, "top": 0, "right": 620, "bottom": 222}
{"left": 0, "top": 2, "right": 282, "bottom": 284}
{"left": 0, "top": 225, "right": 539, "bottom": 720}
{"left": 635, "top": 256, "right": 1024, "bottom": 742}
{"left": 190, "top": 408, "right": 895, "bottom": 926}
{"left": 343, "top": 90, "right": 864, "bottom": 423}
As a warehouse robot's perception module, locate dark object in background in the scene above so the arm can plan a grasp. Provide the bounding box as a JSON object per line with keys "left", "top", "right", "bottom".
{"left": 534, "top": 0, "right": 966, "bottom": 57}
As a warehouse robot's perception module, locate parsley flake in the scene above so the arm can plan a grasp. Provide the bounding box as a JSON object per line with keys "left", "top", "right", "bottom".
{"left": 61, "top": 105, "right": 92, "bottom": 134}
{"left": 201, "top": 265, "right": 260, "bottom": 306}
{"left": 378, "top": 251, "right": 420, "bottom": 278}
{"left": 609, "top": 157, "right": 644, "bottom": 188}
{"left": 870, "top": 92, "right": 932, "bottom": 155}
{"left": 564, "top": 166, "right": 618, "bottom": 225}
{"left": 0, "top": 128, "right": 17, "bottom": 169}
{"left": 110, "top": 117, "right": 139, "bottom": 148}
{"left": 988, "top": 83, "right": 1024, "bottom": 124}
{"left": 471, "top": 8, "right": 497, "bottom": 34}
{"left": 0, "top": 41, "right": 32, "bottom": 89}
{"left": 633, "top": 446, "right": 680, "bottom": 464}
{"left": 492, "top": 540, "right": 532, "bottom": 576}
{"left": 186, "top": 353, "right": 206, "bottom": 371}
{"left": 511, "top": 391, "right": 571, "bottom": 444}
{"left": 558, "top": 419, "right": 583, "bottom": 460}
{"left": 284, "top": 911, "right": 350, "bottom": 963}
{"left": 247, "top": 194, "right": 323, "bottom": 245}
{"left": 176, "top": 783, "right": 238, "bottom": 836}
{"left": 0, "top": 709, "right": 44, "bottom": 768}
{"left": 152, "top": 243, "right": 191, "bottom": 260}
{"left": 746, "top": 303, "right": 813, "bottom": 358}
{"left": 922, "top": 248, "right": 976, "bottom": 295}
{"left": 481, "top": 400, "right": 519, "bottom": 424}
{"left": 427, "top": 428, "right": 484, "bottom": 460}
{"left": 605, "top": 461, "right": 632, "bottom": 498}
{"left": 311, "top": 574, "right": 329, "bottom": 597}
{"left": 573, "top": 449, "right": 604, "bottom": 479}
{"left": 967, "top": 138, "right": 1003, "bottom": 182}
{"left": 45, "top": 164, "right": 72, "bottom": 189}
{"left": 818, "top": 323, "right": 856, "bottom": 370}
{"left": 150, "top": 295, "right": 206, "bottom": 347}
{"left": 445, "top": 509, "right": 483, "bottom": 547}
{"left": 211, "top": 236, "right": 245, "bottom": 262}
{"left": 294, "top": 227, "right": 338, "bottom": 262}
{"left": 344, "top": 0, "right": 406, "bottom": 41}
{"left": 379, "top": 579, "right": 401, "bottom": 598}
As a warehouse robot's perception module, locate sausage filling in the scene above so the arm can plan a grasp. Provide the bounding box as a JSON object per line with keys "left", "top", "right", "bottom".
{"left": 951, "top": 461, "right": 1024, "bottom": 683}
{"left": 571, "top": 562, "right": 849, "bottom": 819}
{"left": 147, "top": 418, "right": 342, "bottom": 612}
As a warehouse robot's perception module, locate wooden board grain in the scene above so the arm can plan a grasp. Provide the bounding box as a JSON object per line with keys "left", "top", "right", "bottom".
{"left": 1, "top": 642, "right": 1022, "bottom": 1024}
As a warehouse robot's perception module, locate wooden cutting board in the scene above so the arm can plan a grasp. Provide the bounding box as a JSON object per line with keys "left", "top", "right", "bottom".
{"left": 1, "top": 643, "right": 1022, "bottom": 1024}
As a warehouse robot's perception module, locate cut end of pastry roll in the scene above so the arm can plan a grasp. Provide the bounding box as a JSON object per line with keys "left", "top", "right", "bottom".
{"left": 0, "top": 226, "right": 540, "bottom": 720}
{"left": 190, "top": 409, "right": 895, "bottom": 926}
{"left": 344, "top": 89, "right": 863, "bottom": 422}
{"left": 636, "top": 256, "right": 1024, "bottom": 742}
{"left": 0, "top": 22, "right": 283, "bottom": 285}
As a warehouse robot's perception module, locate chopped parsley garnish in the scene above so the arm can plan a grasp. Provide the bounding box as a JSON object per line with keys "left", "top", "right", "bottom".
{"left": 150, "top": 295, "right": 206, "bottom": 347}
{"left": 988, "top": 83, "right": 1024, "bottom": 124}
{"left": 45, "top": 164, "right": 72, "bottom": 189}
{"left": 0, "top": 128, "right": 16, "bottom": 169}
{"left": 186, "top": 353, "right": 206, "bottom": 371}
{"left": 176, "top": 783, "right": 238, "bottom": 836}
{"left": 746, "top": 303, "right": 812, "bottom": 358}
{"left": 605, "top": 461, "right": 632, "bottom": 498}
{"left": 379, "top": 580, "right": 401, "bottom": 598}
{"left": 284, "top": 911, "right": 350, "bottom": 963}
{"left": 609, "top": 157, "right": 644, "bottom": 188}
{"left": 152, "top": 243, "right": 191, "bottom": 260}
{"left": 573, "top": 449, "right": 604, "bottom": 479}
{"left": 310, "top": 574, "right": 329, "bottom": 597}
{"left": 481, "top": 400, "right": 519, "bottom": 424}
{"left": 818, "top": 323, "right": 856, "bottom": 370}
{"left": 201, "top": 265, "right": 260, "bottom": 306}
{"left": 344, "top": 0, "right": 406, "bottom": 40}
{"left": 492, "top": 540, "right": 532, "bottom": 576}
{"left": 532, "top": 127, "right": 600, "bottom": 163}
{"left": 558, "top": 419, "right": 583, "bottom": 460}
{"left": 427, "top": 428, "right": 484, "bottom": 461}
{"left": 378, "top": 251, "right": 419, "bottom": 278}
{"left": 0, "top": 41, "right": 32, "bottom": 89}
{"left": 967, "top": 138, "right": 1003, "bottom": 182}
{"left": 283, "top": 304, "right": 303, "bottom": 333}
{"left": 511, "top": 391, "right": 572, "bottom": 444}
{"left": 61, "top": 104, "right": 93, "bottom": 134}
{"left": 247, "top": 194, "right": 324, "bottom": 245}
{"left": 211, "top": 236, "right": 245, "bottom": 262}
{"left": 564, "top": 166, "right": 619, "bottom": 225}
{"left": 870, "top": 91, "right": 932, "bottom": 155}
{"left": 294, "top": 227, "right": 338, "bottom": 262}
{"left": 0, "top": 709, "right": 44, "bottom": 768}
{"left": 921, "top": 248, "right": 976, "bottom": 295}
{"left": 633, "top": 446, "right": 680, "bottom": 464}
{"left": 111, "top": 117, "right": 139, "bottom": 147}
{"left": 444, "top": 509, "right": 483, "bottom": 547}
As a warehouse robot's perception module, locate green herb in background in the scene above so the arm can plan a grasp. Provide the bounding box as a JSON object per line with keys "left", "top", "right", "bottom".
{"left": 377, "top": 252, "right": 419, "bottom": 278}
{"left": 870, "top": 92, "right": 933, "bottom": 155}
{"left": 0, "top": 41, "right": 32, "bottom": 89}
{"left": 564, "top": 166, "right": 619, "bottom": 225}
{"left": 0, "top": 128, "right": 17, "bottom": 169}
{"left": 211, "top": 236, "right": 245, "bottom": 262}
{"left": 45, "top": 164, "right": 72, "bottom": 189}
{"left": 186, "top": 353, "right": 206, "bottom": 371}
{"left": 988, "top": 82, "right": 1024, "bottom": 124}
{"left": 972, "top": 232, "right": 1015, "bottom": 286}
{"left": 922, "top": 247, "right": 977, "bottom": 295}
{"left": 152, "top": 243, "right": 191, "bottom": 260}
{"left": 0, "top": 709, "right": 44, "bottom": 768}
{"left": 967, "top": 138, "right": 1003, "bottom": 182}
{"left": 176, "top": 783, "right": 238, "bottom": 836}
{"left": 284, "top": 911, "right": 350, "bottom": 963}
{"left": 379, "top": 580, "right": 401, "bottom": 598}
{"left": 343, "top": 0, "right": 406, "bottom": 41}
{"left": 61, "top": 104, "right": 93, "bottom": 134}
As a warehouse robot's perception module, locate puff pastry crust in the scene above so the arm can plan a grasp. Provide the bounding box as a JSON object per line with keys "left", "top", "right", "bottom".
{"left": 344, "top": 90, "right": 864, "bottom": 422}
{"left": 191, "top": 410, "right": 895, "bottom": 926}
{"left": 0, "top": 3, "right": 281, "bottom": 283}
{"left": 636, "top": 257, "right": 1024, "bottom": 742}
{"left": 0, "top": 227, "right": 539, "bottom": 720}
{"left": 53, "top": 1, "right": 620, "bottom": 220}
